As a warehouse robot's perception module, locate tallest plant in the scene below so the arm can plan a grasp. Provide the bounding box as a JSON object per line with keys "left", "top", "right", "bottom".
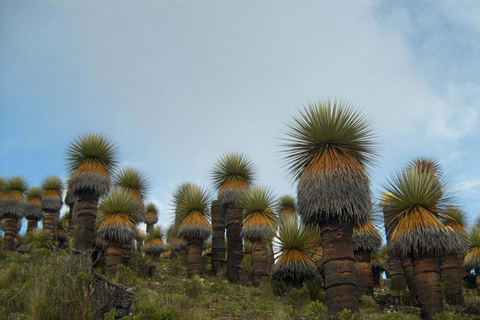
{"left": 66, "top": 133, "right": 118, "bottom": 252}
{"left": 282, "top": 100, "right": 376, "bottom": 316}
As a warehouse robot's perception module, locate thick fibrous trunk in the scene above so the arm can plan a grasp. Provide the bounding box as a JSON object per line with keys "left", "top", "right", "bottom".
{"left": 321, "top": 219, "right": 358, "bottom": 317}
{"left": 440, "top": 254, "right": 464, "bottom": 306}
{"left": 389, "top": 257, "right": 407, "bottom": 291}
{"left": 43, "top": 210, "right": 55, "bottom": 237}
{"left": 266, "top": 240, "right": 274, "bottom": 269}
{"left": 211, "top": 200, "right": 225, "bottom": 275}
{"left": 225, "top": 204, "right": 243, "bottom": 283}
{"left": 27, "top": 218, "right": 38, "bottom": 234}
{"left": 252, "top": 241, "right": 269, "bottom": 287}
{"left": 121, "top": 242, "right": 132, "bottom": 265}
{"left": 401, "top": 257, "right": 417, "bottom": 303}
{"left": 187, "top": 237, "right": 203, "bottom": 277}
{"left": 105, "top": 240, "right": 123, "bottom": 279}
{"left": 3, "top": 216, "right": 18, "bottom": 251}
{"left": 413, "top": 255, "right": 443, "bottom": 319}
{"left": 179, "top": 247, "right": 188, "bottom": 265}
{"left": 354, "top": 250, "right": 374, "bottom": 296}
{"left": 372, "top": 268, "right": 381, "bottom": 287}
{"left": 74, "top": 190, "right": 99, "bottom": 252}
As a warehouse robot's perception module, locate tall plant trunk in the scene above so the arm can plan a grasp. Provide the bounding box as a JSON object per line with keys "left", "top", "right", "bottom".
{"left": 225, "top": 204, "right": 243, "bottom": 283}
{"left": 321, "top": 218, "right": 358, "bottom": 317}
{"left": 179, "top": 246, "right": 188, "bottom": 265}
{"left": 3, "top": 216, "right": 18, "bottom": 251}
{"left": 121, "top": 242, "right": 132, "bottom": 265}
{"left": 43, "top": 210, "right": 55, "bottom": 237}
{"left": 27, "top": 218, "right": 38, "bottom": 234}
{"left": 266, "top": 240, "right": 274, "bottom": 269}
{"left": 389, "top": 257, "right": 407, "bottom": 291}
{"left": 211, "top": 200, "right": 225, "bottom": 275}
{"left": 354, "top": 250, "right": 374, "bottom": 296}
{"left": 146, "top": 223, "right": 153, "bottom": 234}
{"left": 401, "top": 257, "right": 417, "bottom": 304}
{"left": 105, "top": 240, "right": 123, "bottom": 279}
{"left": 187, "top": 237, "right": 203, "bottom": 277}
{"left": 74, "top": 190, "right": 99, "bottom": 252}
{"left": 372, "top": 268, "right": 381, "bottom": 287}
{"left": 252, "top": 241, "right": 269, "bottom": 287}
{"left": 440, "top": 254, "right": 464, "bottom": 305}
{"left": 413, "top": 255, "right": 443, "bottom": 319}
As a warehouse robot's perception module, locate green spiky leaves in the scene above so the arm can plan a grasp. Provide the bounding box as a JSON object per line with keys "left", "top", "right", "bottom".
{"left": 144, "top": 202, "right": 159, "bottom": 224}
{"left": 114, "top": 167, "right": 149, "bottom": 201}
{"left": 66, "top": 133, "right": 118, "bottom": 196}
{"left": 272, "top": 219, "right": 319, "bottom": 282}
{"left": 175, "top": 183, "right": 212, "bottom": 240}
{"left": 278, "top": 195, "right": 296, "bottom": 211}
{"left": 1, "top": 176, "right": 28, "bottom": 218}
{"left": 464, "top": 225, "right": 480, "bottom": 270}
{"left": 282, "top": 99, "right": 376, "bottom": 182}
{"left": 96, "top": 189, "right": 141, "bottom": 243}
{"left": 212, "top": 153, "right": 256, "bottom": 204}
{"left": 41, "top": 175, "right": 64, "bottom": 194}
{"left": 26, "top": 187, "right": 43, "bottom": 201}
{"left": 407, "top": 157, "right": 442, "bottom": 177}
{"left": 6, "top": 176, "right": 28, "bottom": 194}
{"left": 241, "top": 186, "right": 277, "bottom": 242}
{"left": 143, "top": 225, "right": 166, "bottom": 255}
{"left": 382, "top": 165, "right": 461, "bottom": 258}
{"left": 441, "top": 206, "right": 468, "bottom": 234}
{"left": 353, "top": 220, "right": 382, "bottom": 252}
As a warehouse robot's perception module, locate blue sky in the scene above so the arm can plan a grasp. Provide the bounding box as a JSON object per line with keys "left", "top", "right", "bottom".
{"left": 1, "top": 1, "right": 479, "bottom": 233}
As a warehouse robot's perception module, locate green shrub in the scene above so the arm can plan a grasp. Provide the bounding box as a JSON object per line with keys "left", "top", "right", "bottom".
{"left": 184, "top": 275, "right": 202, "bottom": 298}
{"left": 360, "top": 294, "right": 378, "bottom": 309}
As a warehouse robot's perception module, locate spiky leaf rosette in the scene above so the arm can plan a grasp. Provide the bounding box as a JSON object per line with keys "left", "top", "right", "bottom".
{"left": 144, "top": 203, "right": 159, "bottom": 224}
{"left": 1, "top": 176, "right": 28, "bottom": 218}
{"left": 407, "top": 157, "right": 442, "bottom": 177}
{"left": 353, "top": 220, "right": 382, "bottom": 252}
{"left": 212, "top": 153, "right": 256, "bottom": 205}
{"left": 114, "top": 167, "right": 149, "bottom": 219}
{"left": 143, "top": 225, "right": 166, "bottom": 255}
{"left": 371, "top": 245, "right": 388, "bottom": 271}
{"left": 381, "top": 168, "right": 461, "bottom": 258}
{"left": 54, "top": 218, "right": 68, "bottom": 243}
{"left": 175, "top": 183, "right": 212, "bottom": 240}
{"left": 277, "top": 195, "right": 297, "bottom": 220}
{"left": 25, "top": 187, "right": 44, "bottom": 220}
{"left": 244, "top": 240, "right": 253, "bottom": 254}
{"left": 282, "top": 100, "right": 376, "bottom": 226}
{"left": 465, "top": 226, "right": 480, "bottom": 270}
{"left": 241, "top": 186, "right": 277, "bottom": 242}
{"left": 441, "top": 206, "right": 468, "bottom": 234}
{"left": 66, "top": 133, "right": 118, "bottom": 197}
{"left": 96, "top": 189, "right": 141, "bottom": 244}
{"left": 26, "top": 228, "right": 49, "bottom": 248}
{"left": 41, "top": 175, "right": 64, "bottom": 211}
{"left": 166, "top": 224, "right": 186, "bottom": 250}
{"left": 272, "top": 219, "right": 318, "bottom": 282}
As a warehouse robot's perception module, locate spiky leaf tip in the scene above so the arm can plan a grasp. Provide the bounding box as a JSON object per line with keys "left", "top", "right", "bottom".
{"left": 114, "top": 167, "right": 149, "bottom": 201}
{"left": 144, "top": 202, "right": 159, "bottom": 224}
{"left": 26, "top": 187, "right": 43, "bottom": 201}
{"left": 176, "top": 183, "right": 212, "bottom": 240}
{"left": 281, "top": 99, "right": 376, "bottom": 182}
{"left": 41, "top": 175, "right": 64, "bottom": 195}
{"left": 277, "top": 194, "right": 296, "bottom": 211}
{"left": 143, "top": 225, "right": 166, "bottom": 254}
{"left": 6, "top": 176, "right": 28, "bottom": 194}
{"left": 407, "top": 157, "right": 442, "bottom": 178}
{"left": 211, "top": 153, "right": 256, "bottom": 203}
{"left": 241, "top": 186, "right": 277, "bottom": 241}
{"left": 0, "top": 176, "right": 7, "bottom": 194}
{"left": 96, "top": 189, "right": 139, "bottom": 243}
{"left": 441, "top": 206, "right": 468, "bottom": 234}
